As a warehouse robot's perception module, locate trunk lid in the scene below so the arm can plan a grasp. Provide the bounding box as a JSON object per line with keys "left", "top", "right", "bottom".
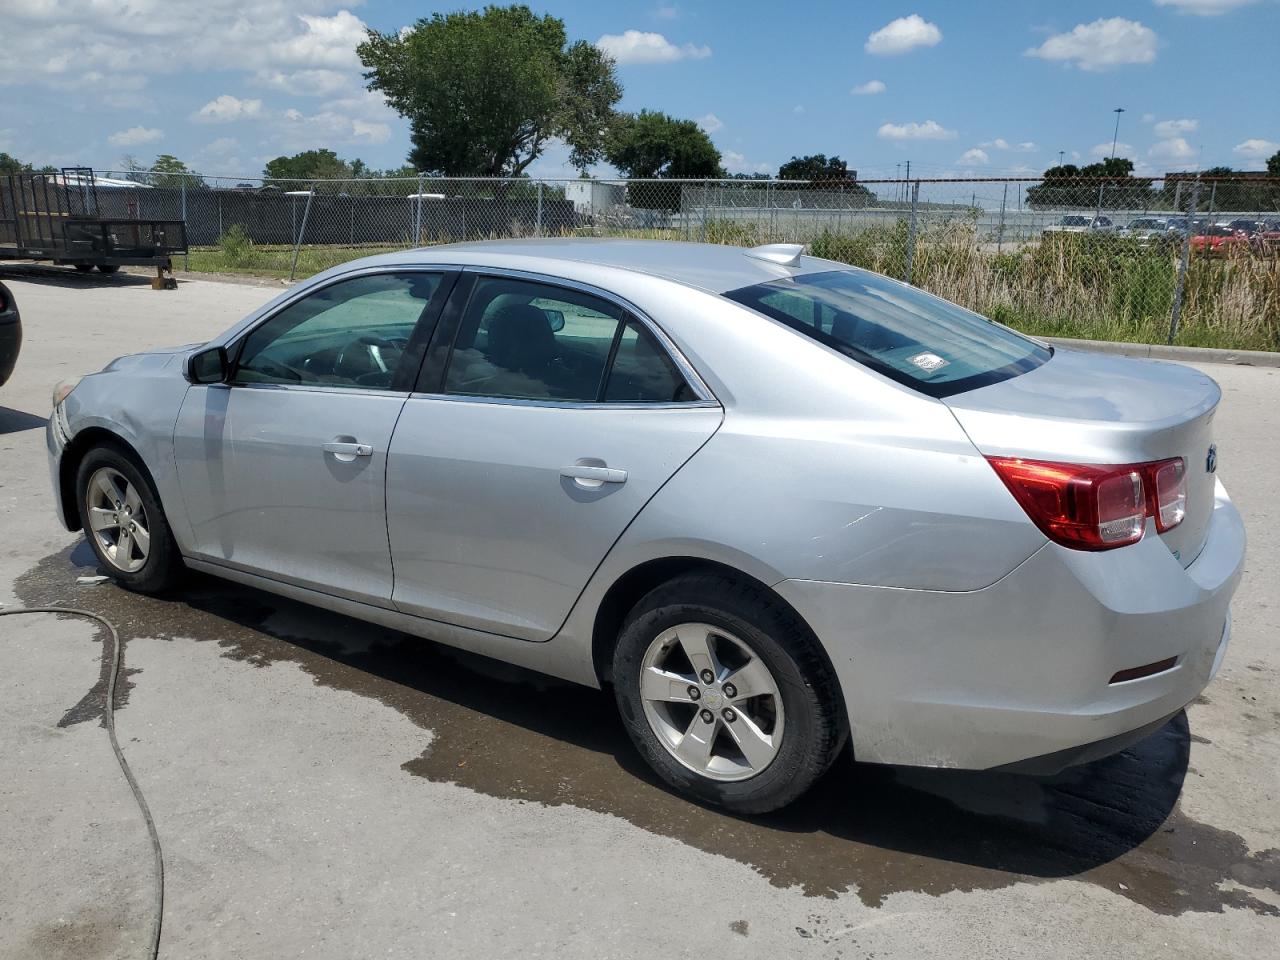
{"left": 944, "top": 348, "right": 1220, "bottom": 566}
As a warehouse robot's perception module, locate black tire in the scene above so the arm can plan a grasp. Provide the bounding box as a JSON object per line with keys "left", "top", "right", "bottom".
{"left": 96, "top": 264, "right": 121, "bottom": 274}
{"left": 75, "top": 444, "right": 183, "bottom": 594}
{"left": 73, "top": 264, "right": 94, "bottom": 273}
{"left": 612, "top": 573, "right": 846, "bottom": 814}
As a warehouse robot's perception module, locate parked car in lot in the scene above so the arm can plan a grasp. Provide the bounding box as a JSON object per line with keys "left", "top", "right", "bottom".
{"left": 0, "top": 281, "right": 21, "bottom": 388}
{"left": 45, "top": 240, "right": 1244, "bottom": 812}
{"left": 1191, "top": 224, "right": 1250, "bottom": 256}
{"left": 1118, "top": 217, "right": 1180, "bottom": 243}
{"left": 1043, "top": 214, "right": 1114, "bottom": 236}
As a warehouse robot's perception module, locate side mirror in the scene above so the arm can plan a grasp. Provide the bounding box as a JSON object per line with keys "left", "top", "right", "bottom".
{"left": 185, "top": 345, "right": 229, "bottom": 384}
{"left": 542, "top": 308, "right": 565, "bottom": 333}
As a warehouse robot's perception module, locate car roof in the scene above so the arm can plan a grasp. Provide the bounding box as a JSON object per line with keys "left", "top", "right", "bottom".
{"left": 351, "top": 238, "right": 847, "bottom": 295}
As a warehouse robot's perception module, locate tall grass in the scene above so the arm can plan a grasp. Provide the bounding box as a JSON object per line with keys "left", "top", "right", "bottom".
{"left": 182, "top": 217, "right": 1279, "bottom": 351}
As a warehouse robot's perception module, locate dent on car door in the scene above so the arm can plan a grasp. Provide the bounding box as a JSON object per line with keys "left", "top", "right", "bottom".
{"left": 173, "top": 269, "right": 453, "bottom": 605}
{"left": 385, "top": 273, "right": 723, "bottom": 641}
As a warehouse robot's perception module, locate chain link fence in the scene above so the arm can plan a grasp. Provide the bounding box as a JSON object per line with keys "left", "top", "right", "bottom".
{"left": 93, "top": 170, "right": 1280, "bottom": 351}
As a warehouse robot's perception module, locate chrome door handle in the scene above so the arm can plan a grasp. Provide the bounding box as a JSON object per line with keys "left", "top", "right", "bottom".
{"left": 560, "top": 464, "right": 628, "bottom": 486}
{"left": 323, "top": 441, "right": 373, "bottom": 461}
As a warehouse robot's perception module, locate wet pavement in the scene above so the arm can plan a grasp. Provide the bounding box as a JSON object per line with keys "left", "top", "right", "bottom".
{"left": 16, "top": 542, "right": 1279, "bottom": 920}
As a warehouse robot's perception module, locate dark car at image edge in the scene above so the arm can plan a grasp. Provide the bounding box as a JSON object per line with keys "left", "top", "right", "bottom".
{"left": 0, "top": 281, "right": 21, "bottom": 388}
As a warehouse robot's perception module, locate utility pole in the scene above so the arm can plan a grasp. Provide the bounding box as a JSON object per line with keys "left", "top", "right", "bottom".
{"left": 1110, "top": 107, "right": 1126, "bottom": 159}
{"left": 1058, "top": 150, "right": 1065, "bottom": 167}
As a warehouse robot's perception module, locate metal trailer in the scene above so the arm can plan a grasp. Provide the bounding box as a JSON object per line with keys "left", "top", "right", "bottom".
{"left": 0, "top": 167, "right": 186, "bottom": 275}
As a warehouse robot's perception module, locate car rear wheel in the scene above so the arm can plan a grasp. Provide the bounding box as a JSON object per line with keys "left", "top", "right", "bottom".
{"left": 76, "top": 446, "right": 182, "bottom": 593}
{"left": 96, "top": 264, "right": 120, "bottom": 274}
{"left": 612, "top": 573, "right": 845, "bottom": 813}
{"left": 73, "top": 264, "right": 94, "bottom": 273}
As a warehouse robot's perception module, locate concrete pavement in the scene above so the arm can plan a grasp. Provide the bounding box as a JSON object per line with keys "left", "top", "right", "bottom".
{"left": 1, "top": 267, "right": 1276, "bottom": 959}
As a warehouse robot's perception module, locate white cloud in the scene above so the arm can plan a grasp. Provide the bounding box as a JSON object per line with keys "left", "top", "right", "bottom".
{"left": 204, "top": 137, "right": 238, "bottom": 155}
{"left": 1026, "top": 18, "right": 1158, "bottom": 71}
{"left": 696, "top": 113, "right": 723, "bottom": 133}
{"left": 1149, "top": 138, "right": 1196, "bottom": 161}
{"left": 980, "top": 138, "right": 1038, "bottom": 152}
{"left": 269, "top": 11, "right": 366, "bottom": 69}
{"left": 107, "top": 126, "right": 163, "bottom": 146}
{"left": 793, "top": 105, "right": 805, "bottom": 114}
{"left": 654, "top": 4, "right": 680, "bottom": 18}
{"left": 596, "top": 30, "right": 711, "bottom": 64}
{"left": 865, "top": 15, "right": 942, "bottom": 55}
{"left": 1141, "top": 112, "right": 1156, "bottom": 123}
{"left": 0, "top": 3, "right": 373, "bottom": 106}
{"left": 194, "top": 95, "right": 263, "bottom": 123}
{"left": 1154, "top": 0, "right": 1258, "bottom": 15}
{"left": 877, "top": 120, "right": 956, "bottom": 141}
{"left": 723, "top": 150, "right": 771, "bottom": 175}
{"left": 1233, "top": 138, "right": 1279, "bottom": 160}
{"left": 958, "top": 148, "right": 990, "bottom": 166}
{"left": 1153, "top": 118, "right": 1198, "bottom": 138}
{"left": 254, "top": 68, "right": 351, "bottom": 97}
{"left": 1091, "top": 141, "right": 1134, "bottom": 157}
{"left": 851, "top": 80, "right": 886, "bottom": 95}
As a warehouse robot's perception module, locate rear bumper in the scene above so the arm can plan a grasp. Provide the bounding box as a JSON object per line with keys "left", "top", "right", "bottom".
{"left": 776, "top": 479, "right": 1244, "bottom": 770}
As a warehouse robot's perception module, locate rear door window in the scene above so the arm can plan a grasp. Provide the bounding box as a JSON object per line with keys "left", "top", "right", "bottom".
{"left": 438, "top": 276, "right": 698, "bottom": 404}
{"left": 443, "top": 278, "right": 622, "bottom": 401}
{"left": 725, "top": 270, "right": 1050, "bottom": 398}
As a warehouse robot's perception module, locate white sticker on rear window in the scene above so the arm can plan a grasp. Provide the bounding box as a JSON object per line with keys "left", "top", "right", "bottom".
{"left": 908, "top": 351, "right": 949, "bottom": 372}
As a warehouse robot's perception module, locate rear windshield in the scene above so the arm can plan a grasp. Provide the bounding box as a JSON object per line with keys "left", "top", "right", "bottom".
{"left": 724, "top": 270, "right": 1051, "bottom": 398}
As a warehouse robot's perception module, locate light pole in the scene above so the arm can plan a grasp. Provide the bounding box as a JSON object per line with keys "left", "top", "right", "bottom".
{"left": 1058, "top": 150, "right": 1065, "bottom": 167}
{"left": 1110, "top": 107, "right": 1126, "bottom": 159}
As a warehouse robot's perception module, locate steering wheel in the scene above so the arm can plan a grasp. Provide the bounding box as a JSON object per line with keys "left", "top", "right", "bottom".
{"left": 335, "top": 335, "right": 407, "bottom": 379}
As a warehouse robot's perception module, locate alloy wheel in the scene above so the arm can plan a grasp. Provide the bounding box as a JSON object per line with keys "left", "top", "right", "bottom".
{"left": 639, "top": 622, "right": 785, "bottom": 782}
{"left": 85, "top": 466, "right": 151, "bottom": 574}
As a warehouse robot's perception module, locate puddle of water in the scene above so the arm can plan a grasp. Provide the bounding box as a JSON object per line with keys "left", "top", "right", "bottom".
{"left": 17, "top": 544, "right": 1279, "bottom": 916}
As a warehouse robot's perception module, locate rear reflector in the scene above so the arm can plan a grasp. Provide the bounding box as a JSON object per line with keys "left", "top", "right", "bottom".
{"left": 1153, "top": 458, "right": 1187, "bottom": 532}
{"left": 987, "top": 456, "right": 1187, "bottom": 551}
{"left": 1109, "top": 656, "right": 1178, "bottom": 684}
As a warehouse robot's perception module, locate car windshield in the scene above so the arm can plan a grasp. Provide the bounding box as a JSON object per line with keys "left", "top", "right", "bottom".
{"left": 724, "top": 270, "right": 1051, "bottom": 398}
{"left": 1061, "top": 216, "right": 1089, "bottom": 225}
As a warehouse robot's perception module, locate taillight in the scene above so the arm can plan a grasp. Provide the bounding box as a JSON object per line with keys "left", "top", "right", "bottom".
{"left": 987, "top": 456, "right": 1186, "bottom": 551}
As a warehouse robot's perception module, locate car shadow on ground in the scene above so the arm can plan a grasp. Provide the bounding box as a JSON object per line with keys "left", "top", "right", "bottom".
{"left": 17, "top": 541, "right": 1280, "bottom": 918}
{"left": 0, "top": 264, "right": 154, "bottom": 288}
{"left": 0, "top": 406, "right": 48, "bottom": 435}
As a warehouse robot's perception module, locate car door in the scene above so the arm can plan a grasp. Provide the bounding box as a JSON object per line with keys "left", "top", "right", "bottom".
{"left": 384, "top": 272, "right": 723, "bottom": 641}
{"left": 173, "top": 269, "right": 453, "bottom": 606}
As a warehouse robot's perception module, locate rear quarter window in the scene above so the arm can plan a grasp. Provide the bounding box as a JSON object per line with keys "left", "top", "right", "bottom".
{"left": 724, "top": 270, "right": 1050, "bottom": 398}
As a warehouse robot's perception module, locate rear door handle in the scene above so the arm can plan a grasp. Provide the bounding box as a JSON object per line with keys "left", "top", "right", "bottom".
{"left": 560, "top": 464, "right": 628, "bottom": 486}
{"left": 323, "top": 441, "right": 373, "bottom": 461}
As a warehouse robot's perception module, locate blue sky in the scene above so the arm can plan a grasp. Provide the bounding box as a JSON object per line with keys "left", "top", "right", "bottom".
{"left": 2, "top": 0, "right": 1277, "bottom": 181}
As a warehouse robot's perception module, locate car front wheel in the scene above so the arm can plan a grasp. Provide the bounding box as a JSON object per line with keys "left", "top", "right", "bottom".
{"left": 612, "top": 573, "right": 845, "bottom": 813}
{"left": 76, "top": 445, "right": 182, "bottom": 593}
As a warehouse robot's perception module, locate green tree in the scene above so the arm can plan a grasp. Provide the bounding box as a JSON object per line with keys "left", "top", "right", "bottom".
{"left": 1027, "top": 157, "right": 1152, "bottom": 209}
{"left": 0, "top": 152, "right": 27, "bottom": 176}
{"left": 359, "top": 5, "right": 620, "bottom": 177}
{"left": 0, "top": 152, "right": 55, "bottom": 176}
{"left": 149, "top": 154, "right": 203, "bottom": 189}
{"left": 778, "top": 154, "right": 850, "bottom": 183}
{"left": 263, "top": 149, "right": 353, "bottom": 182}
{"left": 1267, "top": 150, "right": 1280, "bottom": 177}
{"left": 605, "top": 110, "right": 722, "bottom": 211}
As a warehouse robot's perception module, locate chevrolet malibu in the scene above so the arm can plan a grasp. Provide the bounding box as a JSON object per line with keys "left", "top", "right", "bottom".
{"left": 47, "top": 240, "right": 1244, "bottom": 813}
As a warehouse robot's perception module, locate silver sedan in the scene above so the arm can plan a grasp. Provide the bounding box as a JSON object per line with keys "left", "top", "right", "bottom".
{"left": 46, "top": 239, "right": 1245, "bottom": 812}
